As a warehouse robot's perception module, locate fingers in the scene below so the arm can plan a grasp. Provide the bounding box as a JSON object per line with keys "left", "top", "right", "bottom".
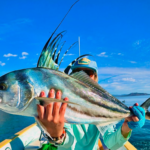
{"left": 131, "top": 116, "right": 139, "bottom": 122}
{"left": 125, "top": 116, "right": 133, "bottom": 122}
{"left": 59, "top": 97, "right": 68, "bottom": 119}
{"left": 40, "top": 91, "right": 46, "bottom": 97}
{"left": 135, "top": 106, "right": 145, "bottom": 116}
{"left": 45, "top": 89, "right": 54, "bottom": 119}
{"left": 48, "top": 89, "right": 55, "bottom": 98}
{"left": 125, "top": 115, "right": 139, "bottom": 122}
{"left": 37, "top": 89, "right": 66, "bottom": 124}
{"left": 37, "top": 104, "right": 45, "bottom": 120}
{"left": 127, "top": 103, "right": 146, "bottom": 130}
{"left": 129, "top": 103, "right": 145, "bottom": 120}
{"left": 53, "top": 90, "right": 62, "bottom": 121}
{"left": 131, "top": 106, "right": 143, "bottom": 120}
{"left": 37, "top": 91, "right": 46, "bottom": 120}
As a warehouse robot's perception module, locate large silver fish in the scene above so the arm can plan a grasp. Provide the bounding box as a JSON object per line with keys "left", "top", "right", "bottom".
{"left": 0, "top": 1, "right": 150, "bottom": 134}
{"left": 0, "top": 31, "right": 150, "bottom": 131}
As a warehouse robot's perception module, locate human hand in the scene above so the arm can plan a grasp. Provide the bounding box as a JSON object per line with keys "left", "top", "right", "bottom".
{"left": 37, "top": 89, "right": 68, "bottom": 137}
{"left": 127, "top": 103, "right": 145, "bottom": 130}
{"left": 121, "top": 103, "right": 145, "bottom": 138}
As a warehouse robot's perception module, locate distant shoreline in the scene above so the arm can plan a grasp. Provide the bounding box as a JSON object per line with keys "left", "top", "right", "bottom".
{"left": 114, "top": 93, "right": 150, "bottom": 97}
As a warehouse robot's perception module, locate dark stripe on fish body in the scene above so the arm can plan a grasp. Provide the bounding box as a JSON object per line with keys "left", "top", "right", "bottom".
{"left": 77, "top": 91, "right": 128, "bottom": 114}
{"left": 39, "top": 69, "right": 129, "bottom": 115}
{"left": 67, "top": 105, "right": 124, "bottom": 118}
{"left": 60, "top": 77, "right": 129, "bottom": 114}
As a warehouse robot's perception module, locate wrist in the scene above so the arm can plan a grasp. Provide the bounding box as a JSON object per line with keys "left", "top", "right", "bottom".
{"left": 47, "top": 128, "right": 64, "bottom": 137}
{"left": 121, "top": 122, "right": 131, "bottom": 138}
{"left": 44, "top": 128, "right": 66, "bottom": 145}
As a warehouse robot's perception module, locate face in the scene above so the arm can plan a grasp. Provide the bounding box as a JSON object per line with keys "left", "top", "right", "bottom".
{"left": 72, "top": 68, "right": 96, "bottom": 81}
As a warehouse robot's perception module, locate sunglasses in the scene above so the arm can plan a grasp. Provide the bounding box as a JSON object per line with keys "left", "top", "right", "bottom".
{"left": 72, "top": 69, "right": 95, "bottom": 76}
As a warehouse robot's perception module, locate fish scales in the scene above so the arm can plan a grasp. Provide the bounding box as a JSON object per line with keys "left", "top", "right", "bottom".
{"left": 0, "top": 68, "right": 131, "bottom": 126}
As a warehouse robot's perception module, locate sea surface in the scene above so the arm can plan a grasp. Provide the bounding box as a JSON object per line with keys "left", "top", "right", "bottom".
{"left": 0, "top": 95, "right": 150, "bottom": 150}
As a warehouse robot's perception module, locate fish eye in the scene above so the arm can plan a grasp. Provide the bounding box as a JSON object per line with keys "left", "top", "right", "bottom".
{"left": 0, "top": 83, "right": 7, "bottom": 90}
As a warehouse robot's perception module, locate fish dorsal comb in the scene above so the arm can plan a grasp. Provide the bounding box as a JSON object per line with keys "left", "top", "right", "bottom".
{"left": 58, "top": 41, "right": 78, "bottom": 67}
{"left": 37, "top": 31, "right": 65, "bottom": 70}
{"left": 71, "top": 71, "right": 129, "bottom": 109}
{"left": 37, "top": 0, "right": 80, "bottom": 70}
{"left": 71, "top": 71, "right": 106, "bottom": 93}
{"left": 54, "top": 41, "right": 66, "bottom": 64}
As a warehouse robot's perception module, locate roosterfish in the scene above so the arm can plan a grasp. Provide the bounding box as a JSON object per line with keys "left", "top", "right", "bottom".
{"left": 0, "top": 0, "right": 150, "bottom": 137}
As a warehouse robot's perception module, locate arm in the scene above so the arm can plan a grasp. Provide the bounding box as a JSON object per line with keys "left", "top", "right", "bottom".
{"left": 103, "top": 103, "right": 145, "bottom": 150}
{"left": 102, "top": 124, "right": 131, "bottom": 150}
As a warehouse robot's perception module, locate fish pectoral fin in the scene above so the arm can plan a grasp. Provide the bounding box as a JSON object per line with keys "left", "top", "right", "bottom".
{"left": 96, "top": 120, "right": 121, "bottom": 136}
{"left": 35, "top": 97, "right": 79, "bottom": 105}
{"left": 96, "top": 119, "right": 120, "bottom": 127}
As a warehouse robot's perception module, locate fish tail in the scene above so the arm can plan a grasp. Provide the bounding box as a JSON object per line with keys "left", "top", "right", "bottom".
{"left": 140, "top": 97, "right": 150, "bottom": 120}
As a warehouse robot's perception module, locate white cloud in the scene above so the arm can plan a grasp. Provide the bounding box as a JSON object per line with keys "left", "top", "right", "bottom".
{"left": 100, "top": 84, "right": 108, "bottom": 88}
{"left": 0, "top": 61, "right": 5, "bottom": 66}
{"left": 97, "top": 52, "right": 108, "bottom": 57}
{"left": 12, "top": 18, "right": 31, "bottom": 25}
{"left": 98, "top": 67, "right": 150, "bottom": 94}
{"left": 19, "top": 52, "right": 29, "bottom": 59}
{"left": 110, "top": 52, "right": 124, "bottom": 56}
{"left": 22, "top": 52, "right": 29, "bottom": 56}
{"left": 118, "top": 53, "right": 124, "bottom": 56}
{"left": 98, "top": 67, "right": 150, "bottom": 76}
{"left": 66, "top": 54, "right": 74, "bottom": 56}
{"left": 129, "top": 61, "right": 136, "bottom": 64}
{"left": 132, "top": 40, "right": 143, "bottom": 47}
{"left": 122, "top": 78, "right": 135, "bottom": 82}
{"left": 135, "top": 40, "right": 140, "bottom": 45}
{"left": 111, "top": 84, "right": 124, "bottom": 90}
{"left": 19, "top": 56, "right": 26, "bottom": 59}
{"left": 3, "top": 53, "right": 17, "bottom": 57}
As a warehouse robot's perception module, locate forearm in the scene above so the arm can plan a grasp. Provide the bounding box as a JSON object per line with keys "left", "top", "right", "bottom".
{"left": 103, "top": 125, "right": 131, "bottom": 150}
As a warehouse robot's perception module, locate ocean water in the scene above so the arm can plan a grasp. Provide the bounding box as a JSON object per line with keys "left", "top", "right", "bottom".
{"left": 0, "top": 95, "right": 150, "bottom": 149}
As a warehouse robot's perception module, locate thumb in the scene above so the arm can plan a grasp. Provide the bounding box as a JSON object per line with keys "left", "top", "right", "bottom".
{"left": 125, "top": 116, "right": 133, "bottom": 122}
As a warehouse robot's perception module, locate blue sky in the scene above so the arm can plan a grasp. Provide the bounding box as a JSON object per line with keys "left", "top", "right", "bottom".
{"left": 0, "top": 0, "right": 150, "bottom": 95}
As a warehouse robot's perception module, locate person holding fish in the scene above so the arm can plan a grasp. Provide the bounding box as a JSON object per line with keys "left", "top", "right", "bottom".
{"left": 37, "top": 57, "right": 146, "bottom": 150}
{"left": 0, "top": 2, "right": 147, "bottom": 150}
